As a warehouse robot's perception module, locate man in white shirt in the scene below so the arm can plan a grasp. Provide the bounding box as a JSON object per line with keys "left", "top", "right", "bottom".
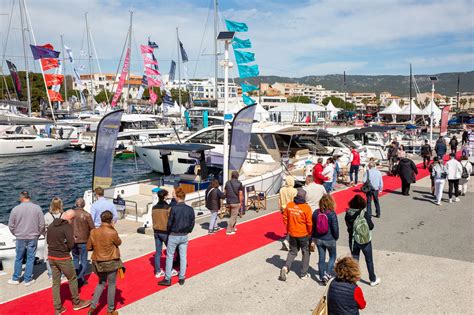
{"left": 303, "top": 175, "right": 327, "bottom": 211}
{"left": 445, "top": 153, "right": 463, "bottom": 203}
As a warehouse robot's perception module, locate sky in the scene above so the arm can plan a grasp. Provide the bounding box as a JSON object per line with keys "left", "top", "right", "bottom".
{"left": 1, "top": 0, "right": 473, "bottom": 79}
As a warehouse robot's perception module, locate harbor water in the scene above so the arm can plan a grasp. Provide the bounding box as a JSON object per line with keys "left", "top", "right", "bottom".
{"left": 0, "top": 149, "right": 157, "bottom": 223}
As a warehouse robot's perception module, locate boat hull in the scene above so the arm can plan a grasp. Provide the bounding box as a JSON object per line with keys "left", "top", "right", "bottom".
{"left": 0, "top": 138, "right": 70, "bottom": 157}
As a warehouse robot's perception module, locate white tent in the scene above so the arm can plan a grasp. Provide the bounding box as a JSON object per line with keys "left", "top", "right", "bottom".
{"left": 419, "top": 100, "right": 442, "bottom": 121}
{"left": 326, "top": 100, "right": 341, "bottom": 119}
{"left": 254, "top": 103, "right": 270, "bottom": 122}
{"left": 398, "top": 100, "right": 422, "bottom": 115}
{"left": 379, "top": 100, "right": 401, "bottom": 115}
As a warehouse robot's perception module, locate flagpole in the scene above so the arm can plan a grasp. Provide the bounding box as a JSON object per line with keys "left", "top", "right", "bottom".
{"left": 19, "top": 0, "right": 31, "bottom": 117}
{"left": 213, "top": 0, "right": 219, "bottom": 101}
{"left": 60, "top": 34, "right": 68, "bottom": 110}
{"left": 85, "top": 12, "right": 95, "bottom": 110}
{"left": 176, "top": 26, "right": 182, "bottom": 116}
{"left": 223, "top": 38, "right": 230, "bottom": 186}
{"left": 127, "top": 11, "right": 133, "bottom": 112}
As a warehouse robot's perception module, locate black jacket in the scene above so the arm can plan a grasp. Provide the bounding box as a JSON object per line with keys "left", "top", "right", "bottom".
{"left": 420, "top": 144, "right": 432, "bottom": 157}
{"left": 328, "top": 279, "right": 361, "bottom": 315}
{"left": 435, "top": 141, "right": 447, "bottom": 156}
{"left": 168, "top": 202, "right": 195, "bottom": 235}
{"left": 397, "top": 158, "right": 418, "bottom": 183}
{"left": 344, "top": 208, "right": 374, "bottom": 246}
{"left": 47, "top": 218, "right": 75, "bottom": 258}
{"left": 205, "top": 187, "right": 224, "bottom": 211}
{"left": 449, "top": 138, "right": 458, "bottom": 148}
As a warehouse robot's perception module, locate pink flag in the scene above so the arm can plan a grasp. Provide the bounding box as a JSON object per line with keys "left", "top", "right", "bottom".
{"left": 143, "top": 55, "right": 158, "bottom": 65}
{"left": 111, "top": 48, "right": 131, "bottom": 107}
{"left": 145, "top": 66, "right": 160, "bottom": 76}
{"left": 440, "top": 105, "right": 450, "bottom": 136}
{"left": 140, "top": 45, "right": 154, "bottom": 54}
{"left": 147, "top": 76, "right": 161, "bottom": 87}
{"left": 149, "top": 88, "right": 157, "bottom": 104}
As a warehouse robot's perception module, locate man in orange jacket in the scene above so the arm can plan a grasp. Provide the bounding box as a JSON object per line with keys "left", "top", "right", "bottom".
{"left": 279, "top": 188, "right": 313, "bottom": 281}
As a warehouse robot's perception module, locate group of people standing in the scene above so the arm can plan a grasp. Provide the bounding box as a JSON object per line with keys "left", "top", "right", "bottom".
{"left": 7, "top": 188, "right": 123, "bottom": 315}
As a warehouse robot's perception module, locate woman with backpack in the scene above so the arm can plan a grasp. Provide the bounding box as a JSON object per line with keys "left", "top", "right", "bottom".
{"left": 312, "top": 194, "right": 339, "bottom": 285}
{"left": 431, "top": 157, "right": 447, "bottom": 205}
{"left": 344, "top": 195, "right": 380, "bottom": 287}
{"left": 205, "top": 178, "right": 225, "bottom": 234}
{"left": 459, "top": 155, "right": 472, "bottom": 196}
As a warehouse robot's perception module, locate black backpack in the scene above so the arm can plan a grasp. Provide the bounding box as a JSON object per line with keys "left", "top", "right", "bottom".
{"left": 461, "top": 162, "right": 469, "bottom": 179}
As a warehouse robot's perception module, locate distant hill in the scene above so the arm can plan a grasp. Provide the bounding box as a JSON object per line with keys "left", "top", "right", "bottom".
{"left": 236, "top": 71, "right": 474, "bottom": 97}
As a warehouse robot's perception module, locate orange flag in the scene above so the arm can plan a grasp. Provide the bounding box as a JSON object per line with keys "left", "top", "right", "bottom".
{"left": 41, "top": 58, "right": 59, "bottom": 71}
{"left": 45, "top": 74, "right": 64, "bottom": 87}
{"left": 48, "top": 89, "right": 63, "bottom": 102}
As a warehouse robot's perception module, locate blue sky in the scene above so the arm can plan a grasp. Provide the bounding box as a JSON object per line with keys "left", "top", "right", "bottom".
{"left": 1, "top": 0, "right": 473, "bottom": 78}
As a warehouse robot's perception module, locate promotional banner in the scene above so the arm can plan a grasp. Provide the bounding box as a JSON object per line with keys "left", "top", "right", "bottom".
{"left": 179, "top": 41, "right": 189, "bottom": 62}
{"left": 234, "top": 50, "right": 255, "bottom": 64}
{"left": 440, "top": 105, "right": 450, "bottom": 136}
{"left": 169, "top": 60, "right": 176, "bottom": 81}
{"left": 147, "top": 77, "right": 161, "bottom": 87}
{"left": 140, "top": 45, "right": 153, "bottom": 54}
{"left": 143, "top": 55, "right": 158, "bottom": 65}
{"left": 6, "top": 60, "right": 22, "bottom": 99}
{"left": 30, "top": 44, "right": 60, "bottom": 60}
{"left": 229, "top": 104, "right": 257, "bottom": 171}
{"left": 238, "top": 64, "right": 259, "bottom": 78}
{"left": 225, "top": 19, "right": 248, "bottom": 32}
{"left": 92, "top": 109, "right": 124, "bottom": 189}
{"left": 149, "top": 88, "right": 158, "bottom": 104}
{"left": 232, "top": 37, "right": 252, "bottom": 49}
{"left": 111, "top": 48, "right": 131, "bottom": 107}
{"left": 145, "top": 66, "right": 160, "bottom": 76}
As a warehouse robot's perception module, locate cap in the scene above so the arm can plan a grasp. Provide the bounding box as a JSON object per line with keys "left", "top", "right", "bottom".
{"left": 296, "top": 188, "right": 307, "bottom": 200}
{"left": 20, "top": 190, "right": 30, "bottom": 199}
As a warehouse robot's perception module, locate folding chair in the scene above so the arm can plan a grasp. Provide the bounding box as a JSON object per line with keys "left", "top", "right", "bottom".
{"left": 246, "top": 185, "right": 266, "bottom": 212}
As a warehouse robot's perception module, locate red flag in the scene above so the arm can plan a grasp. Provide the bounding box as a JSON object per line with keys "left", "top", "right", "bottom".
{"left": 48, "top": 89, "right": 63, "bottom": 102}
{"left": 42, "top": 43, "right": 54, "bottom": 50}
{"left": 140, "top": 45, "right": 153, "bottom": 54}
{"left": 440, "top": 105, "right": 450, "bottom": 136}
{"left": 145, "top": 67, "right": 160, "bottom": 76}
{"left": 149, "top": 88, "right": 157, "bottom": 104}
{"left": 45, "top": 74, "right": 64, "bottom": 87}
{"left": 147, "top": 77, "right": 161, "bottom": 87}
{"left": 41, "top": 58, "right": 59, "bottom": 71}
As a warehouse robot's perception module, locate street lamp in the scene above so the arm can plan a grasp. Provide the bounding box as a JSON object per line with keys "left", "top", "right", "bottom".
{"left": 429, "top": 76, "right": 438, "bottom": 146}
{"left": 217, "top": 31, "right": 235, "bottom": 186}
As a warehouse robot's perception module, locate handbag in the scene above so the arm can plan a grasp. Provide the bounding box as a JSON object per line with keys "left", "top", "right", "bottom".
{"left": 93, "top": 259, "right": 123, "bottom": 274}
{"left": 361, "top": 170, "right": 373, "bottom": 193}
{"left": 312, "top": 278, "right": 334, "bottom": 315}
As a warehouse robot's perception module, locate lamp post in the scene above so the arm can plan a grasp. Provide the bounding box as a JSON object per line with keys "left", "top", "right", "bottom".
{"left": 429, "top": 76, "right": 438, "bottom": 146}
{"left": 217, "top": 31, "right": 235, "bottom": 186}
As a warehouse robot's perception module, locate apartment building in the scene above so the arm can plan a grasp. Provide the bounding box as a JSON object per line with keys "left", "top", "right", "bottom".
{"left": 75, "top": 73, "right": 142, "bottom": 98}
{"left": 165, "top": 77, "right": 239, "bottom": 100}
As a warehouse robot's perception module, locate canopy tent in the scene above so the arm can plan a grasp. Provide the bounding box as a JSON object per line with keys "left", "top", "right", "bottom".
{"left": 419, "top": 100, "right": 441, "bottom": 121}
{"left": 268, "top": 103, "right": 328, "bottom": 124}
{"left": 378, "top": 100, "right": 401, "bottom": 115}
{"left": 398, "top": 100, "right": 422, "bottom": 115}
{"left": 326, "top": 100, "right": 341, "bottom": 120}
{"left": 254, "top": 103, "right": 270, "bottom": 122}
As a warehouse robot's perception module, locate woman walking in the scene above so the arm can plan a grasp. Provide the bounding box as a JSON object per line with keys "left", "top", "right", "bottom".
{"left": 44, "top": 197, "right": 64, "bottom": 279}
{"left": 459, "top": 155, "right": 472, "bottom": 196}
{"left": 205, "top": 179, "right": 225, "bottom": 234}
{"left": 327, "top": 257, "right": 367, "bottom": 314}
{"left": 312, "top": 194, "right": 339, "bottom": 285}
{"left": 152, "top": 189, "right": 171, "bottom": 278}
{"left": 322, "top": 158, "right": 335, "bottom": 193}
{"left": 397, "top": 157, "right": 418, "bottom": 195}
{"left": 431, "top": 157, "right": 447, "bottom": 205}
{"left": 345, "top": 195, "right": 380, "bottom": 287}
{"left": 87, "top": 211, "right": 122, "bottom": 315}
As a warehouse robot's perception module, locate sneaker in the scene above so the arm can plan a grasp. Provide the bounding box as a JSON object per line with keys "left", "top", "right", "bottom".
{"left": 24, "top": 279, "right": 36, "bottom": 287}
{"left": 208, "top": 230, "right": 215, "bottom": 235}
{"left": 158, "top": 278, "right": 171, "bottom": 286}
{"left": 72, "top": 299, "right": 91, "bottom": 311}
{"left": 213, "top": 227, "right": 222, "bottom": 232}
{"left": 449, "top": 199, "right": 453, "bottom": 204}
{"left": 7, "top": 279, "right": 19, "bottom": 285}
{"left": 226, "top": 231, "right": 236, "bottom": 235}
{"left": 155, "top": 270, "right": 165, "bottom": 278}
{"left": 171, "top": 269, "right": 178, "bottom": 277}
{"left": 370, "top": 277, "right": 381, "bottom": 287}
{"left": 234, "top": 228, "right": 238, "bottom": 232}
{"left": 279, "top": 266, "right": 288, "bottom": 281}
{"left": 436, "top": 201, "right": 441, "bottom": 206}
{"left": 300, "top": 274, "right": 310, "bottom": 280}
{"left": 178, "top": 278, "right": 185, "bottom": 285}
{"left": 54, "top": 306, "right": 67, "bottom": 315}
{"left": 281, "top": 239, "right": 290, "bottom": 251}
{"left": 454, "top": 197, "right": 460, "bottom": 202}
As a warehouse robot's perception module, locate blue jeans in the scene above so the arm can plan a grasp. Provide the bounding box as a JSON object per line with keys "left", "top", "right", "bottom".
{"left": 165, "top": 235, "right": 188, "bottom": 280}
{"left": 349, "top": 165, "right": 360, "bottom": 184}
{"left": 351, "top": 241, "right": 376, "bottom": 282}
{"left": 13, "top": 238, "right": 38, "bottom": 282}
{"left": 72, "top": 243, "right": 88, "bottom": 281}
{"left": 323, "top": 182, "right": 333, "bottom": 193}
{"left": 209, "top": 210, "right": 218, "bottom": 232}
{"left": 316, "top": 239, "right": 337, "bottom": 279}
{"left": 331, "top": 169, "right": 338, "bottom": 190}
{"left": 154, "top": 232, "right": 168, "bottom": 273}
{"left": 366, "top": 190, "right": 381, "bottom": 217}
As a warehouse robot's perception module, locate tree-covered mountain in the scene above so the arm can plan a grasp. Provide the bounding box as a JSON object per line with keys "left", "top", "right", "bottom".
{"left": 237, "top": 71, "right": 474, "bottom": 97}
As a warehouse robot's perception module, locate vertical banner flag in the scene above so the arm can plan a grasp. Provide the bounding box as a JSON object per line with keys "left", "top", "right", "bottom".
{"left": 440, "top": 106, "right": 450, "bottom": 136}
{"left": 149, "top": 88, "right": 158, "bottom": 104}
{"left": 169, "top": 60, "right": 176, "bottom": 81}
{"left": 225, "top": 20, "right": 248, "bottom": 32}
{"left": 92, "top": 109, "right": 124, "bottom": 189}
{"left": 229, "top": 104, "right": 257, "bottom": 171}
{"left": 6, "top": 60, "right": 22, "bottom": 99}
{"left": 179, "top": 41, "right": 189, "bottom": 62}
{"left": 111, "top": 48, "right": 131, "bottom": 107}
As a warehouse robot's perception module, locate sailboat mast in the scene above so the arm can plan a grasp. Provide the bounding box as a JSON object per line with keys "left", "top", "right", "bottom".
{"left": 213, "top": 0, "right": 218, "bottom": 101}
{"left": 85, "top": 12, "right": 94, "bottom": 110}
{"left": 19, "top": 0, "right": 31, "bottom": 117}
{"left": 409, "top": 63, "right": 412, "bottom": 122}
{"left": 176, "top": 26, "right": 182, "bottom": 114}
{"left": 127, "top": 11, "right": 133, "bottom": 112}
{"left": 60, "top": 34, "right": 67, "bottom": 108}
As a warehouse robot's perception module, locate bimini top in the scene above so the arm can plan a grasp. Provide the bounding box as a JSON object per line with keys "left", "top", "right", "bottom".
{"left": 143, "top": 143, "right": 215, "bottom": 152}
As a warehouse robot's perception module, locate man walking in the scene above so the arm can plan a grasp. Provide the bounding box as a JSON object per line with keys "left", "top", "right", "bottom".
{"left": 224, "top": 171, "right": 244, "bottom": 235}
{"left": 158, "top": 188, "right": 195, "bottom": 286}
{"left": 348, "top": 147, "right": 361, "bottom": 186}
{"left": 449, "top": 136, "right": 458, "bottom": 155}
{"left": 279, "top": 189, "right": 313, "bottom": 281}
{"left": 435, "top": 136, "right": 447, "bottom": 161}
{"left": 362, "top": 162, "right": 384, "bottom": 218}
{"left": 90, "top": 187, "right": 118, "bottom": 228}
{"left": 8, "top": 191, "right": 45, "bottom": 286}
{"left": 71, "top": 198, "right": 94, "bottom": 287}
{"left": 47, "top": 210, "right": 91, "bottom": 314}
{"left": 420, "top": 140, "right": 432, "bottom": 169}
{"left": 312, "top": 158, "right": 328, "bottom": 185}
{"left": 303, "top": 175, "right": 326, "bottom": 212}
{"left": 445, "top": 153, "right": 463, "bottom": 203}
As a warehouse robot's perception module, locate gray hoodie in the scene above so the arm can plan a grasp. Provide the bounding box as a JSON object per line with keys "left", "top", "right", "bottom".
{"left": 8, "top": 201, "right": 45, "bottom": 239}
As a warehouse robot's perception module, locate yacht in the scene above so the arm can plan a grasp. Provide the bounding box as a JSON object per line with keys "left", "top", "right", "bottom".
{"left": 0, "top": 125, "right": 70, "bottom": 157}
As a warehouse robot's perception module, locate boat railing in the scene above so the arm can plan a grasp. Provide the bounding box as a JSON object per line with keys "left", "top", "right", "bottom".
{"left": 103, "top": 196, "right": 139, "bottom": 222}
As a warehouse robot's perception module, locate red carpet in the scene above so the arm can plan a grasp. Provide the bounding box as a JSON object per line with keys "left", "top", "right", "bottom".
{"left": 0, "top": 164, "right": 429, "bottom": 314}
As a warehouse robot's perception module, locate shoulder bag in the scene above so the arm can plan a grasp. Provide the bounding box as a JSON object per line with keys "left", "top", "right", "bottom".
{"left": 312, "top": 278, "right": 335, "bottom": 315}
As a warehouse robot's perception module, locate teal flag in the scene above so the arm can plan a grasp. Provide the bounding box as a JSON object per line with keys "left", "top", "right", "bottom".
{"left": 234, "top": 50, "right": 255, "bottom": 65}
{"left": 232, "top": 37, "right": 252, "bottom": 49}
{"left": 184, "top": 110, "right": 192, "bottom": 128}
{"left": 242, "top": 94, "right": 256, "bottom": 105}
{"left": 225, "top": 19, "right": 248, "bottom": 32}
{"left": 203, "top": 110, "right": 209, "bottom": 128}
{"left": 241, "top": 83, "right": 259, "bottom": 93}
{"left": 238, "top": 64, "right": 259, "bottom": 78}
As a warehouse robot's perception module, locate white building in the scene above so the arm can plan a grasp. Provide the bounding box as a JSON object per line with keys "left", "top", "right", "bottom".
{"left": 74, "top": 73, "right": 143, "bottom": 98}
{"left": 164, "top": 77, "right": 239, "bottom": 100}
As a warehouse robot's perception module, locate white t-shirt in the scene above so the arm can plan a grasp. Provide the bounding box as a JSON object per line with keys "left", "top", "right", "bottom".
{"left": 322, "top": 164, "right": 335, "bottom": 182}
{"left": 303, "top": 182, "right": 327, "bottom": 212}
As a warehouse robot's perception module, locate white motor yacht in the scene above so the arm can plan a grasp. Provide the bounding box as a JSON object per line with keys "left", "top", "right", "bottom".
{"left": 0, "top": 125, "right": 70, "bottom": 157}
